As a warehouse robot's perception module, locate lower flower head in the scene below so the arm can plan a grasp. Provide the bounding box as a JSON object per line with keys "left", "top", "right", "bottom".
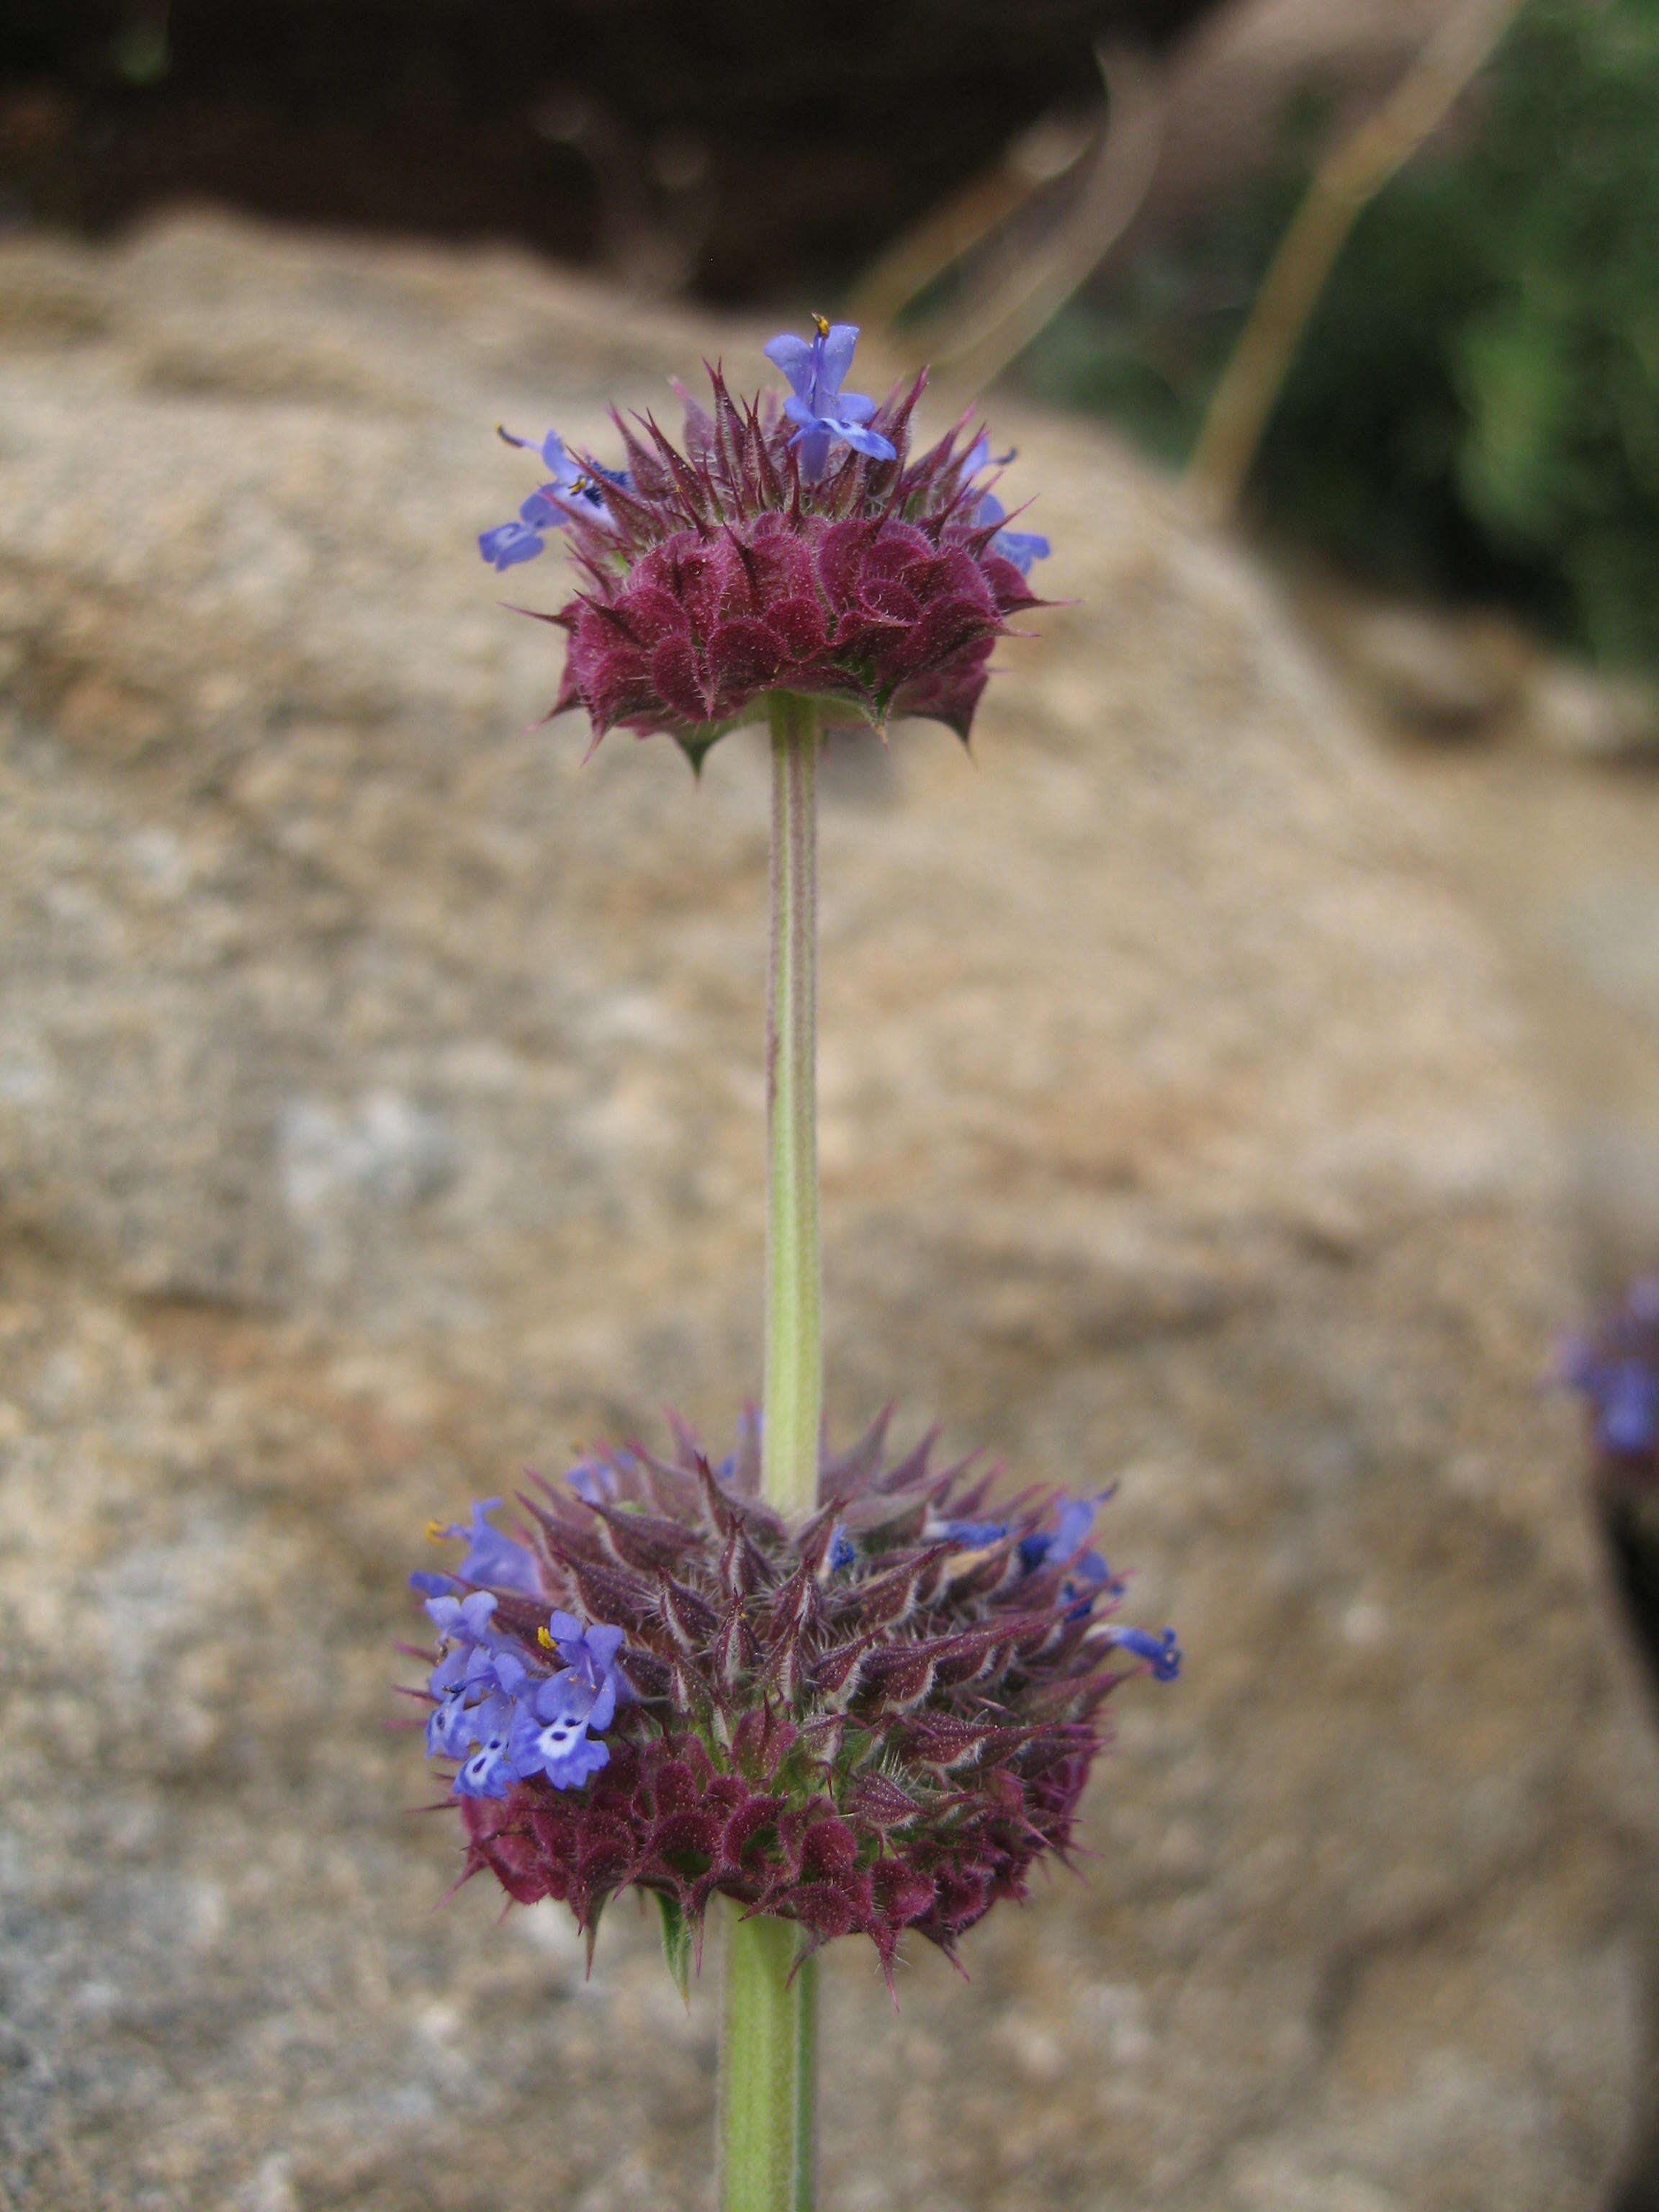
{"left": 408, "top": 1411, "right": 1176, "bottom": 1980}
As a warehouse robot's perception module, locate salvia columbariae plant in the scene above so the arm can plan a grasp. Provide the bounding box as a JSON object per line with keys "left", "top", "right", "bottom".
{"left": 407, "top": 318, "right": 1179, "bottom": 2212}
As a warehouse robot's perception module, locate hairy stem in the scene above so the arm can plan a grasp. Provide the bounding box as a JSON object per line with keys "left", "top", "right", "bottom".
{"left": 718, "top": 698, "right": 824, "bottom": 2211}
{"left": 719, "top": 1911, "right": 819, "bottom": 2212}
{"left": 714, "top": 696, "right": 824, "bottom": 2212}
{"left": 762, "top": 692, "right": 822, "bottom": 1519}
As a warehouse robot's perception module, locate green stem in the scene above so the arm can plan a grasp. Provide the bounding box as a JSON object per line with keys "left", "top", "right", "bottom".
{"left": 762, "top": 693, "right": 822, "bottom": 1519}
{"left": 719, "top": 1911, "right": 819, "bottom": 2212}
{"left": 715, "top": 696, "right": 823, "bottom": 2212}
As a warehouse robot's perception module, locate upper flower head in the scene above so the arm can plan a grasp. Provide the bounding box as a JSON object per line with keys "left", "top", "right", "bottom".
{"left": 476, "top": 330, "right": 1050, "bottom": 770}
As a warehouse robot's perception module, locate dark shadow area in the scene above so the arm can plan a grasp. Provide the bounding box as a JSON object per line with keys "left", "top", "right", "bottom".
{"left": 1, "top": 0, "right": 1209, "bottom": 301}
{"left": 1606, "top": 1498, "right": 1659, "bottom": 1695}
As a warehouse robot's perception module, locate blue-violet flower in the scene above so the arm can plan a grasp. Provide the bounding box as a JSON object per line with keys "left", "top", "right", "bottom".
{"left": 444, "top": 1498, "right": 544, "bottom": 1595}
{"left": 509, "top": 1677, "right": 613, "bottom": 1790}
{"left": 418, "top": 1581, "right": 626, "bottom": 1801}
{"left": 479, "top": 427, "right": 621, "bottom": 570}
{"left": 960, "top": 438, "right": 1051, "bottom": 576}
{"left": 762, "top": 318, "right": 897, "bottom": 480}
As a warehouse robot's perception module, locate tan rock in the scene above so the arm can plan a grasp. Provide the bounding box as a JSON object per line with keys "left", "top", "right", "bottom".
{"left": 1, "top": 211, "right": 1654, "bottom": 2212}
{"left": 1312, "top": 596, "right": 1529, "bottom": 732}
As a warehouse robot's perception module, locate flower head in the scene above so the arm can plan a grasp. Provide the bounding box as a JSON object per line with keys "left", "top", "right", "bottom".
{"left": 477, "top": 332, "right": 1049, "bottom": 769}
{"left": 411, "top": 1412, "right": 1176, "bottom": 1980}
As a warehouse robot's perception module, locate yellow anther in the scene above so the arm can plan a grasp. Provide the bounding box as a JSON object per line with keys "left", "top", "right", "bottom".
{"left": 538, "top": 1626, "right": 557, "bottom": 1651}
{"left": 425, "top": 1519, "right": 449, "bottom": 1545}
{"left": 811, "top": 312, "right": 830, "bottom": 338}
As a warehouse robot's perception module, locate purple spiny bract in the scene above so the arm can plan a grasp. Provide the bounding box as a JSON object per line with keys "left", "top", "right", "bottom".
{"left": 482, "top": 324, "right": 1049, "bottom": 770}
{"left": 415, "top": 1412, "right": 1178, "bottom": 1981}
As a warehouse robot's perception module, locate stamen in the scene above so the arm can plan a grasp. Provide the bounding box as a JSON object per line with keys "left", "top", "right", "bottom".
{"left": 425, "top": 1519, "right": 449, "bottom": 1545}
{"left": 811, "top": 312, "right": 830, "bottom": 338}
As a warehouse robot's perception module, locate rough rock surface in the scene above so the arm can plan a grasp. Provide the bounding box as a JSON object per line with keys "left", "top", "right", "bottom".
{"left": 1, "top": 212, "right": 1655, "bottom": 2212}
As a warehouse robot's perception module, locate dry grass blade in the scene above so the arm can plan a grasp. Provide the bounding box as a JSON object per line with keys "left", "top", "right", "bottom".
{"left": 1187, "top": 0, "right": 1529, "bottom": 518}
{"left": 853, "top": 44, "right": 1165, "bottom": 405}
{"left": 848, "top": 110, "right": 1097, "bottom": 337}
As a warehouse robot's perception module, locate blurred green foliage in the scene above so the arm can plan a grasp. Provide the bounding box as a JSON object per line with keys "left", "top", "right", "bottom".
{"left": 1022, "top": 0, "right": 1659, "bottom": 669}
